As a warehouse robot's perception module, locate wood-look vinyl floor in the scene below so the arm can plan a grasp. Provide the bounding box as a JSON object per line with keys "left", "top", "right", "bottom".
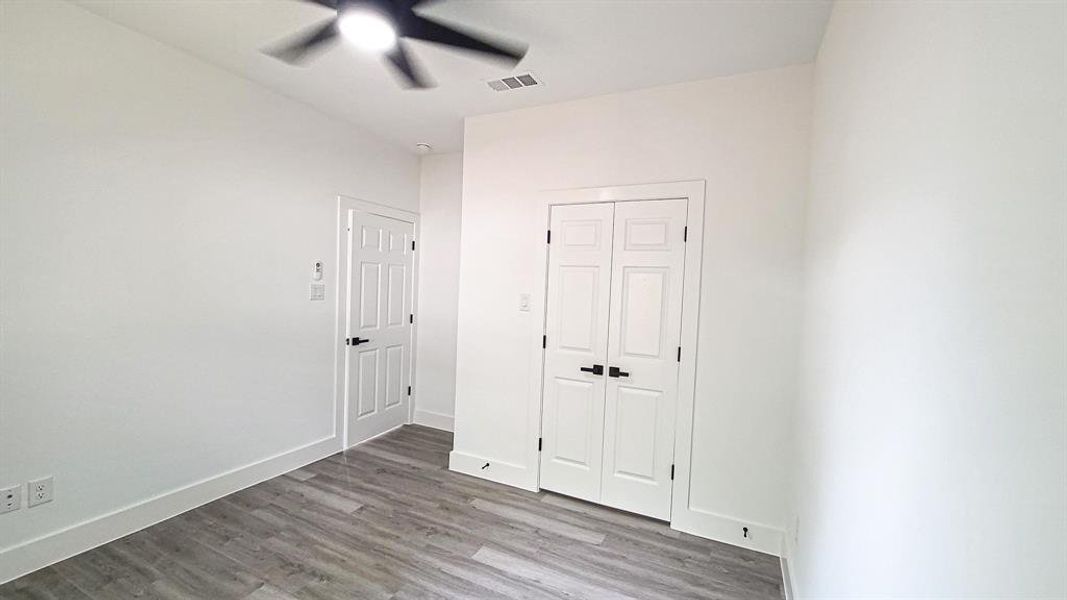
{"left": 1, "top": 425, "right": 783, "bottom": 600}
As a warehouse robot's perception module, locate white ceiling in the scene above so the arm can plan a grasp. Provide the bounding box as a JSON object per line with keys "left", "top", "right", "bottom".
{"left": 75, "top": 0, "right": 832, "bottom": 154}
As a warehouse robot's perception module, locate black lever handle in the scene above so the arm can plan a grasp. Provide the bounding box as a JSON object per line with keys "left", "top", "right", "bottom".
{"left": 579, "top": 364, "right": 604, "bottom": 376}
{"left": 608, "top": 366, "right": 630, "bottom": 378}
{"left": 347, "top": 337, "right": 371, "bottom": 346}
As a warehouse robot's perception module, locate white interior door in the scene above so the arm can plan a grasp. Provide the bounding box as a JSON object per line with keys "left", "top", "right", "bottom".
{"left": 539, "top": 199, "right": 687, "bottom": 520}
{"left": 538, "top": 203, "right": 615, "bottom": 503}
{"left": 600, "top": 199, "right": 687, "bottom": 520}
{"left": 345, "top": 210, "right": 414, "bottom": 446}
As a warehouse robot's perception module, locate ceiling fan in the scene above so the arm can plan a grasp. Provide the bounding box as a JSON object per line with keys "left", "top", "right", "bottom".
{"left": 265, "top": 0, "right": 528, "bottom": 89}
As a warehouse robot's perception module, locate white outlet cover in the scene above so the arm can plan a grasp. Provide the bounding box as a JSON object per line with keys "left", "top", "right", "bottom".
{"left": 28, "top": 476, "right": 53, "bottom": 508}
{"left": 1, "top": 484, "right": 21, "bottom": 514}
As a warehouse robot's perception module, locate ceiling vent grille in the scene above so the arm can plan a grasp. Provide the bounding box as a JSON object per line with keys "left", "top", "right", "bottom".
{"left": 487, "top": 72, "right": 540, "bottom": 92}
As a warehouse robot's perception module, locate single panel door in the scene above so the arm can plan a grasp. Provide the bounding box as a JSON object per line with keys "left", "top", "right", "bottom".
{"left": 346, "top": 211, "right": 414, "bottom": 446}
{"left": 538, "top": 203, "right": 615, "bottom": 503}
{"left": 600, "top": 199, "right": 687, "bottom": 520}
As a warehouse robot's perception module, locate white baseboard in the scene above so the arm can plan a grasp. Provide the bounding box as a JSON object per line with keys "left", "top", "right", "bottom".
{"left": 448, "top": 447, "right": 785, "bottom": 561}
{"left": 0, "top": 436, "right": 340, "bottom": 585}
{"left": 670, "top": 505, "right": 784, "bottom": 557}
{"left": 448, "top": 450, "right": 537, "bottom": 491}
{"left": 780, "top": 555, "right": 795, "bottom": 600}
{"left": 413, "top": 409, "right": 454, "bottom": 432}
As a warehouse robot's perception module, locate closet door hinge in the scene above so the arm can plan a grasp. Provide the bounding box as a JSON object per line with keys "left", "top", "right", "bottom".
{"left": 542, "top": 334, "right": 547, "bottom": 349}
{"left": 411, "top": 240, "right": 416, "bottom": 251}
{"left": 677, "top": 346, "right": 682, "bottom": 362}
{"left": 670, "top": 464, "right": 675, "bottom": 480}
{"left": 538, "top": 437, "right": 543, "bottom": 452}
{"left": 683, "top": 226, "right": 688, "bottom": 242}
{"left": 407, "top": 386, "right": 411, "bottom": 396}
{"left": 546, "top": 230, "right": 551, "bottom": 244}
{"left": 409, "top": 314, "right": 414, "bottom": 324}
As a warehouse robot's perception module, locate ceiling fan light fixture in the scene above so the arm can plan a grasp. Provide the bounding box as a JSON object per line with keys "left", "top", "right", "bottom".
{"left": 337, "top": 9, "right": 397, "bottom": 53}
{"left": 265, "top": 0, "right": 528, "bottom": 88}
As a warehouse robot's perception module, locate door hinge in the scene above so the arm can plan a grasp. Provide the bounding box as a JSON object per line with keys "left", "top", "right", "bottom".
{"left": 677, "top": 346, "right": 682, "bottom": 362}
{"left": 670, "top": 464, "right": 675, "bottom": 480}
{"left": 409, "top": 314, "right": 414, "bottom": 324}
{"left": 542, "top": 334, "right": 547, "bottom": 349}
{"left": 538, "top": 437, "right": 543, "bottom": 452}
{"left": 411, "top": 240, "right": 416, "bottom": 251}
{"left": 683, "top": 226, "right": 688, "bottom": 242}
{"left": 546, "top": 230, "right": 551, "bottom": 244}
{"left": 407, "top": 385, "right": 411, "bottom": 396}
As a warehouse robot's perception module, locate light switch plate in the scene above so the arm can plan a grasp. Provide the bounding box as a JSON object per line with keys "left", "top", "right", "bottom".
{"left": 1, "top": 484, "right": 21, "bottom": 514}
{"left": 519, "top": 293, "right": 531, "bottom": 312}
{"left": 28, "top": 477, "right": 53, "bottom": 508}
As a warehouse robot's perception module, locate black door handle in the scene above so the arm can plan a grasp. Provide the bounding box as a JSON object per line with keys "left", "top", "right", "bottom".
{"left": 608, "top": 366, "right": 630, "bottom": 378}
{"left": 347, "top": 337, "right": 371, "bottom": 346}
{"left": 579, "top": 364, "right": 604, "bottom": 376}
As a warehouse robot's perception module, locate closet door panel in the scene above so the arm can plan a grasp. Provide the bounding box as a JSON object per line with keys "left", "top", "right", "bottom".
{"left": 539, "top": 203, "right": 615, "bottom": 502}
{"left": 601, "top": 199, "right": 687, "bottom": 520}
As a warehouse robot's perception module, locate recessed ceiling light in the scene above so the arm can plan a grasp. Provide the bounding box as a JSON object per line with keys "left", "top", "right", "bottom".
{"left": 337, "top": 10, "right": 397, "bottom": 53}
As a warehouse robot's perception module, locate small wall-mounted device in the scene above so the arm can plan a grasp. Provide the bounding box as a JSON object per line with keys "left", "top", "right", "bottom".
{"left": 27, "top": 477, "right": 53, "bottom": 508}
{"left": 0, "top": 484, "right": 20, "bottom": 514}
{"left": 312, "top": 260, "right": 324, "bottom": 281}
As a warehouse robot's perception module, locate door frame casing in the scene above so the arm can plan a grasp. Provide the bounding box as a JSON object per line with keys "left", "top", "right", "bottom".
{"left": 334, "top": 195, "right": 420, "bottom": 449}
{"left": 527, "top": 180, "right": 705, "bottom": 525}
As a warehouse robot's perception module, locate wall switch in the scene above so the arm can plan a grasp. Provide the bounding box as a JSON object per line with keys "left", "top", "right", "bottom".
{"left": 519, "top": 293, "right": 531, "bottom": 312}
{"left": 27, "top": 477, "right": 53, "bottom": 508}
{"left": 1, "top": 484, "right": 21, "bottom": 514}
{"left": 309, "top": 282, "right": 326, "bottom": 301}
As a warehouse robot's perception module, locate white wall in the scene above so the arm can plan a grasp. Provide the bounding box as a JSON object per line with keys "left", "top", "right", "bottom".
{"left": 789, "top": 1, "right": 1066, "bottom": 597}
{"left": 414, "top": 152, "right": 463, "bottom": 431}
{"left": 0, "top": 0, "right": 418, "bottom": 582}
{"left": 453, "top": 65, "right": 812, "bottom": 552}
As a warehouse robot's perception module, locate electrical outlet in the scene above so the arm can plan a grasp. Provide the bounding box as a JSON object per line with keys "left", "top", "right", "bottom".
{"left": 27, "top": 477, "right": 53, "bottom": 508}
{"left": 1, "top": 484, "right": 21, "bottom": 514}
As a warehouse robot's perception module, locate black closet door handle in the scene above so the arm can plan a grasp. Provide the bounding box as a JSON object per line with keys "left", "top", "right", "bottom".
{"left": 347, "top": 337, "right": 371, "bottom": 346}
{"left": 608, "top": 366, "right": 630, "bottom": 378}
{"left": 579, "top": 364, "right": 604, "bottom": 376}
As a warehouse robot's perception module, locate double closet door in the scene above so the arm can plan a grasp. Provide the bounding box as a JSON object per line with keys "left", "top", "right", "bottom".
{"left": 539, "top": 199, "right": 687, "bottom": 521}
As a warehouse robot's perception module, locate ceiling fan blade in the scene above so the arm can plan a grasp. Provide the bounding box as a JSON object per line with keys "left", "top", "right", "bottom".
{"left": 401, "top": 14, "right": 527, "bottom": 64}
{"left": 265, "top": 19, "right": 339, "bottom": 65}
{"left": 297, "top": 0, "right": 339, "bottom": 9}
{"left": 385, "top": 41, "right": 433, "bottom": 88}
